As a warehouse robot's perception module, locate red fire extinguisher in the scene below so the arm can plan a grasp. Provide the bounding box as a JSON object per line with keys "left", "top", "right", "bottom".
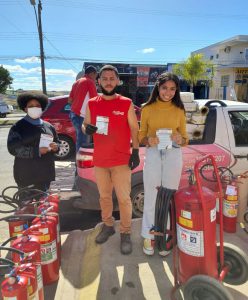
{"left": 223, "top": 180, "right": 238, "bottom": 233}
{"left": 37, "top": 202, "right": 61, "bottom": 263}
{"left": 174, "top": 155, "right": 223, "bottom": 283}
{"left": 15, "top": 263, "right": 38, "bottom": 300}
{"left": 1, "top": 274, "right": 29, "bottom": 300}
{"left": 11, "top": 232, "right": 44, "bottom": 300}
{"left": 8, "top": 217, "right": 28, "bottom": 238}
{"left": 30, "top": 213, "right": 60, "bottom": 285}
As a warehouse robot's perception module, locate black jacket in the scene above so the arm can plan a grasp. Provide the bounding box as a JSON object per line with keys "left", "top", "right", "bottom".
{"left": 7, "top": 118, "right": 59, "bottom": 187}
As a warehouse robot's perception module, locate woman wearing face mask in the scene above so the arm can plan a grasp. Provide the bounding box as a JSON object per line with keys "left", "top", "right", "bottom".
{"left": 7, "top": 92, "right": 60, "bottom": 196}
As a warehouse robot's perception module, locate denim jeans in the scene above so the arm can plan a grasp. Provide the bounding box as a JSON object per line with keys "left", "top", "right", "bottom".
{"left": 69, "top": 111, "right": 88, "bottom": 153}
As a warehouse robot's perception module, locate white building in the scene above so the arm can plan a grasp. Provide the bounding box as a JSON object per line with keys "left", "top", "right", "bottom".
{"left": 192, "top": 35, "right": 248, "bottom": 102}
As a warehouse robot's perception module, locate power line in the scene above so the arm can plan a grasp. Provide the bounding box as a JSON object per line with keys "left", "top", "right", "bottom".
{"left": 1, "top": 1, "right": 248, "bottom": 20}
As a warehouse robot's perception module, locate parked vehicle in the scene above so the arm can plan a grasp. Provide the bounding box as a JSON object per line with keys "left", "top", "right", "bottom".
{"left": 0, "top": 103, "right": 10, "bottom": 118}
{"left": 76, "top": 99, "right": 248, "bottom": 217}
{"left": 42, "top": 95, "right": 141, "bottom": 160}
{"left": 42, "top": 95, "right": 76, "bottom": 160}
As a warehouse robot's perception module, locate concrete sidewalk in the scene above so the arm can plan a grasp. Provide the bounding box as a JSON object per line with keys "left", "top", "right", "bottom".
{"left": 45, "top": 219, "right": 248, "bottom": 300}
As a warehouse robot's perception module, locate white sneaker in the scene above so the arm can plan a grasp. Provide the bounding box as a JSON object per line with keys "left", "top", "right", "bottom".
{"left": 143, "top": 238, "right": 154, "bottom": 255}
{"left": 158, "top": 250, "right": 171, "bottom": 257}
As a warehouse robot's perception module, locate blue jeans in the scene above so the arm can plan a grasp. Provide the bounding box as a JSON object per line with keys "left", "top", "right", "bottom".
{"left": 69, "top": 111, "right": 88, "bottom": 153}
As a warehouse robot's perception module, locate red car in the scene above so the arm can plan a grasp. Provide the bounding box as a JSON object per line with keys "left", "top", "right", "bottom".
{"left": 42, "top": 95, "right": 76, "bottom": 160}
{"left": 42, "top": 95, "right": 141, "bottom": 160}
{"left": 75, "top": 99, "right": 248, "bottom": 217}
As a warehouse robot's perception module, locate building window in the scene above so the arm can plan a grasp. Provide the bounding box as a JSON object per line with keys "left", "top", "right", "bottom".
{"left": 221, "top": 75, "right": 230, "bottom": 87}
{"left": 216, "top": 54, "right": 219, "bottom": 59}
{"left": 245, "top": 48, "right": 248, "bottom": 60}
{"left": 210, "top": 55, "right": 214, "bottom": 60}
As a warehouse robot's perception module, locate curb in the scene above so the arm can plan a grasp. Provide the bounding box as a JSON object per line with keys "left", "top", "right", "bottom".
{"left": 0, "top": 119, "right": 19, "bottom": 126}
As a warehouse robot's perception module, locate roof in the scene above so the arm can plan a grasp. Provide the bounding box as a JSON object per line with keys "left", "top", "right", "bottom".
{"left": 192, "top": 35, "right": 248, "bottom": 53}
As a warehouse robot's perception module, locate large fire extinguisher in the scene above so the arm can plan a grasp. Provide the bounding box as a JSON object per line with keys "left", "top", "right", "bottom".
{"left": 30, "top": 212, "right": 60, "bottom": 285}
{"left": 223, "top": 180, "right": 238, "bottom": 233}
{"left": 174, "top": 155, "right": 223, "bottom": 283}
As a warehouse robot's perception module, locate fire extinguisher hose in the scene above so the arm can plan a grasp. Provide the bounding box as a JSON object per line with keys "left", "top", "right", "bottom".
{"left": 0, "top": 198, "right": 18, "bottom": 213}
{"left": 154, "top": 186, "right": 176, "bottom": 252}
{"left": 1, "top": 185, "right": 48, "bottom": 212}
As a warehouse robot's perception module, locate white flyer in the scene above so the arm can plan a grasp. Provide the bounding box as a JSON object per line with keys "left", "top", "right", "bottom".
{"left": 96, "top": 116, "right": 109, "bottom": 135}
{"left": 156, "top": 128, "right": 172, "bottom": 150}
{"left": 39, "top": 133, "right": 53, "bottom": 148}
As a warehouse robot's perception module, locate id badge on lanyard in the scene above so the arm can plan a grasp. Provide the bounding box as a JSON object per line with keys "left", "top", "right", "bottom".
{"left": 96, "top": 116, "right": 109, "bottom": 135}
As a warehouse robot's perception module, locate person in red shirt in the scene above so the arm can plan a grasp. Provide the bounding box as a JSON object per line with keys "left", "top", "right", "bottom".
{"left": 68, "top": 65, "right": 98, "bottom": 153}
{"left": 82, "top": 65, "right": 140, "bottom": 255}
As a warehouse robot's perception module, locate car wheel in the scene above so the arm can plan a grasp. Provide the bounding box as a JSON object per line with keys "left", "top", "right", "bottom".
{"left": 55, "top": 135, "right": 75, "bottom": 160}
{"left": 131, "top": 184, "right": 144, "bottom": 218}
{"left": 0, "top": 113, "right": 6, "bottom": 118}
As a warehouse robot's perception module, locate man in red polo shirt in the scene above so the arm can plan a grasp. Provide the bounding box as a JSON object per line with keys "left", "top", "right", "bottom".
{"left": 68, "top": 65, "right": 98, "bottom": 153}
{"left": 82, "top": 65, "right": 140, "bottom": 255}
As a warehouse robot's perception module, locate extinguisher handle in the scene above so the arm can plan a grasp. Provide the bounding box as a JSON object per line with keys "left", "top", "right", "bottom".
{"left": 22, "top": 250, "right": 38, "bottom": 261}
{"left": 43, "top": 205, "right": 54, "bottom": 213}
{"left": 15, "top": 262, "right": 33, "bottom": 272}
{"left": 47, "top": 212, "right": 58, "bottom": 217}
{"left": 194, "top": 154, "right": 223, "bottom": 200}
{"left": 22, "top": 224, "right": 41, "bottom": 235}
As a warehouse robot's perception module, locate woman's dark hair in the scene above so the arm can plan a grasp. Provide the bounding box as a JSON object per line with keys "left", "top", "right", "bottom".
{"left": 143, "top": 72, "right": 185, "bottom": 110}
{"left": 17, "top": 92, "right": 48, "bottom": 111}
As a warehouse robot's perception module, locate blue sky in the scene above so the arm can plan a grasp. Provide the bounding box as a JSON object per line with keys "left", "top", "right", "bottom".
{"left": 1, "top": 0, "right": 248, "bottom": 92}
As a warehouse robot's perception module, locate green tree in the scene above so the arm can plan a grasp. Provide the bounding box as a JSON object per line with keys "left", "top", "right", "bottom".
{"left": 173, "top": 53, "right": 214, "bottom": 92}
{"left": 0, "top": 66, "right": 13, "bottom": 94}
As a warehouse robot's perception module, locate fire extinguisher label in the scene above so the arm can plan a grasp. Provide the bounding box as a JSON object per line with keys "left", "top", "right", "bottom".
{"left": 216, "top": 197, "right": 219, "bottom": 212}
{"left": 3, "top": 297, "right": 17, "bottom": 300}
{"left": 181, "top": 210, "right": 192, "bottom": 219}
{"left": 14, "top": 225, "right": 23, "bottom": 232}
{"left": 179, "top": 216, "right": 193, "bottom": 228}
{"left": 40, "top": 240, "right": 57, "bottom": 264}
{"left": 36, "top": 264, "right": 43, "bottom": 290}
{"left": 223, "top": 200, "right": 238, "bottom": 217}
{"left": 226, "top": 185, "right": 237, "bottom": 195}
{"left": 210, "top": 207, "right": 216, "bottom": 222}
{"left": 177, "top": 224, "right": 204, "bottom": 257}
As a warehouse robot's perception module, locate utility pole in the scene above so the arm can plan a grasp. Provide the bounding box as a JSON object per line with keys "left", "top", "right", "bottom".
{"left": 30, "top": 0, "right": 47, "bottom": 94}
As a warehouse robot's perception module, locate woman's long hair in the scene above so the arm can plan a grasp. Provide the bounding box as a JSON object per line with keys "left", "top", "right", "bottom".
{"left": 143, "top": 72, "right": 185, "bottom": 110}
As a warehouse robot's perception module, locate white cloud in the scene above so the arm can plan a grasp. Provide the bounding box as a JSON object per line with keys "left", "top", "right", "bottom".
{"left": 15, "top": 56, "right": 40, "bottom": 64}
{"left": 3, "top": 64, "right": 77, "bottom": 78}
{"left": 137, "top": 48, "right": 156, "bottom": 54}
{"left": 3, "top": 64, "right": 77, "bottom": 91}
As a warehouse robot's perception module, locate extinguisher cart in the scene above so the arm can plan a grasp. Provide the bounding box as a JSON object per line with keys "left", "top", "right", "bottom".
{"left": 172, "top": 155, "right": 248, "bottom": 300}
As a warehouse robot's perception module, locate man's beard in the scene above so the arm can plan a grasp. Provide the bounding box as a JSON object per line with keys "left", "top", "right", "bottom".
{"left": 100, "top": 85, "right": 118, "bottom": 96}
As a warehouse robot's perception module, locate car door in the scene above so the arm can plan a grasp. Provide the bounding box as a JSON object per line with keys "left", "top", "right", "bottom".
{"left": 223, "top": 106, "right": 248, "bottom": 175}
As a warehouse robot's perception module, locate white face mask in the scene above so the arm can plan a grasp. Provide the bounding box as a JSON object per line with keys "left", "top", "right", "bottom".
{"left": 27, "top": 107, "right": 42, "bottom": 119}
